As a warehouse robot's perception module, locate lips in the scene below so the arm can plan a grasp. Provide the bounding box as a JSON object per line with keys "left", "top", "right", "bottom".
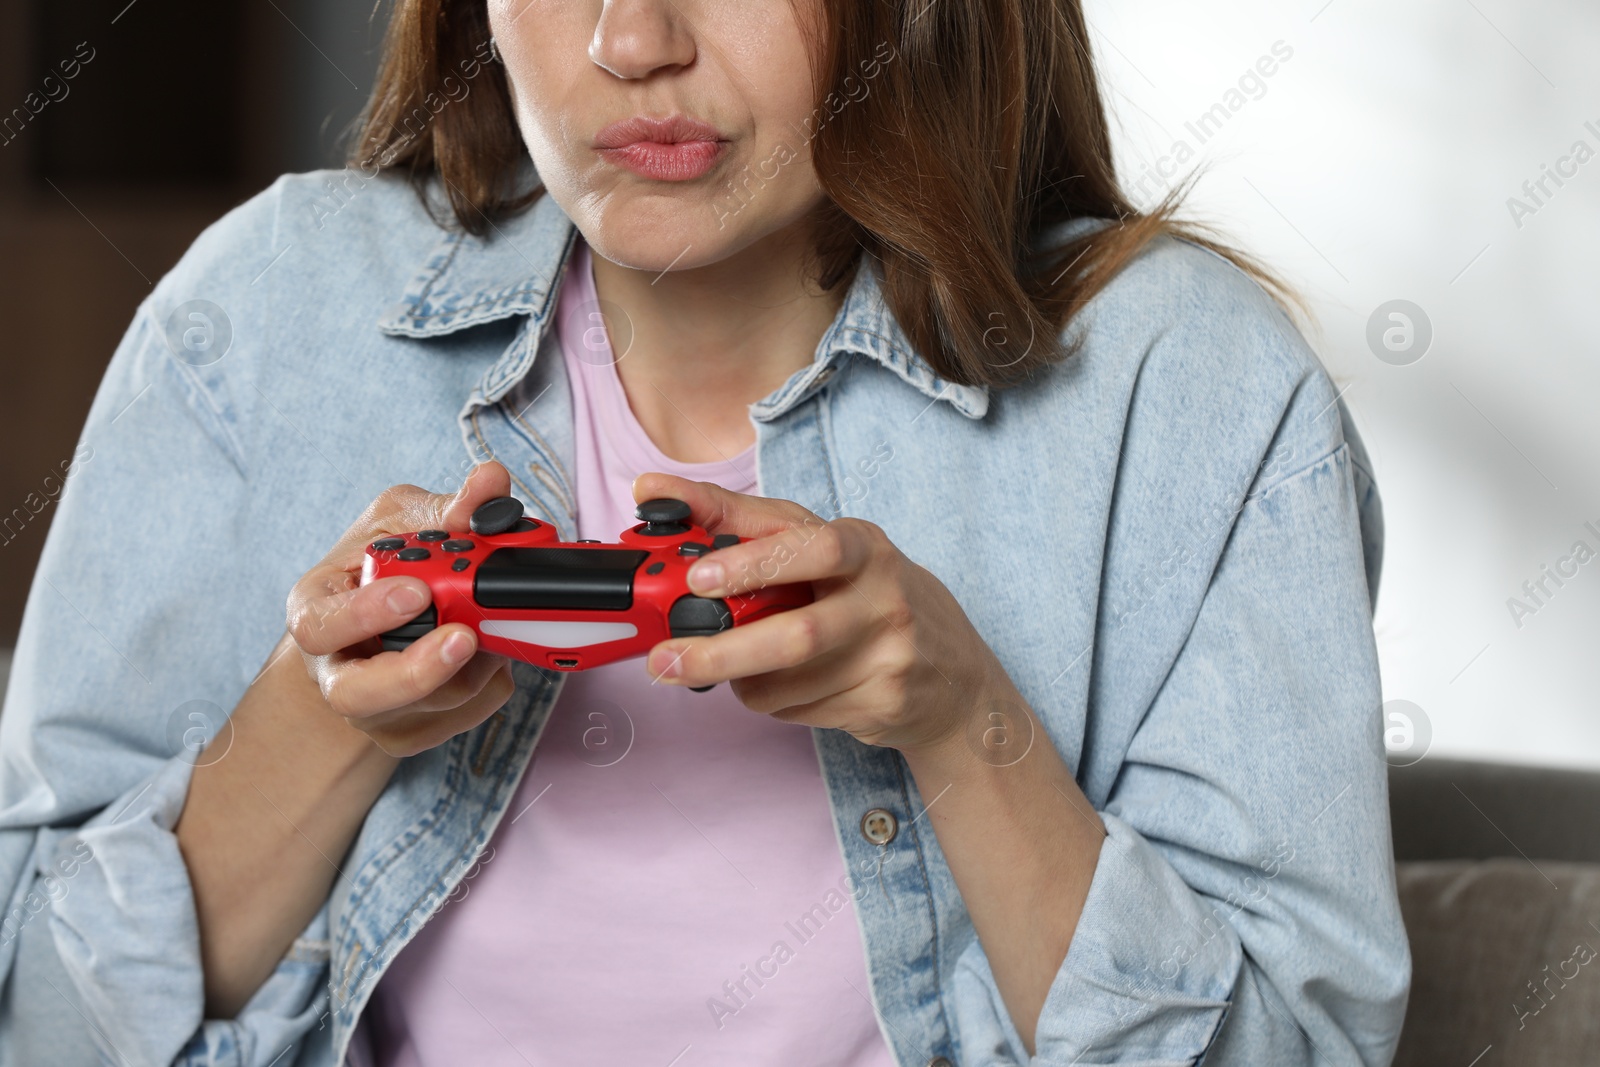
{"left": 593, "top": 114, "right": 725, "bottom": 150}
{"left": 593, "top": 114, "right": 729, "bottom": 182}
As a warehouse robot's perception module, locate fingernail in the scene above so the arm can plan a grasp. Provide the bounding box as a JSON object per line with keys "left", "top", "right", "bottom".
{"left": 649, "top": 647, "right": 683, "bottom": 681}
{"left": 688, "top": 559, "right": 724, "bottom": 594}
{"left": 440, "top": 631, "right": 474, "bottom": 665}
{"left": 387, "top": 584, "right": 427, "bottom": 614}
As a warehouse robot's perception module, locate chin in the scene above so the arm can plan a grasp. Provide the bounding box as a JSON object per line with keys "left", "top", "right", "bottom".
{"left": 571, "top": 192, "right": 760, "bottom": 273}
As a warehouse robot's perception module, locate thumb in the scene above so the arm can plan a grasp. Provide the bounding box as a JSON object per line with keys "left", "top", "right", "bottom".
{"left": 631, "top": 472, "right": 817, "bottom": 539}
{"left": 438, "top": 461, "right": 515, "bottom": 531}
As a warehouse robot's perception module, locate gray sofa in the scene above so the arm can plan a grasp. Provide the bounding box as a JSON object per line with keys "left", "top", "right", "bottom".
{"left": 1389, "top": 759, "right": 1600, "bottom": 1064}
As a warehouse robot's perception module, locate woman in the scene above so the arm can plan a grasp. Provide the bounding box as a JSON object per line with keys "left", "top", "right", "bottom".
{"left": 0, "top": 0, "right": 1408, "bottom": 1064}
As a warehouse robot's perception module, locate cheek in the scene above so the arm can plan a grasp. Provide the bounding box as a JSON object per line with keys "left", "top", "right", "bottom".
{"left": 488, "top": 1, "right": 589, "bottom": 167}
{"left": 720, "top": 11, "right": 818, "bottom": 120}
{"left": 706, "top": 11, "right": 826, "bottom": 206}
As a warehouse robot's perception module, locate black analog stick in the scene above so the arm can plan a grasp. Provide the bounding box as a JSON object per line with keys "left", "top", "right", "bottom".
{"left": 471, "top": 496, "right": 525, "bottom": 536}
{"left": 636, "top": 498, "right": 692, "bottom": 536}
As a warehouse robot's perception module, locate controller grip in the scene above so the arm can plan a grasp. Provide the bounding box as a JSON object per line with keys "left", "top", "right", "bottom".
{"left": 668, "top": 596, "right": 733, "bottom": 692}
{"left": 379, "top": 605, "right": 438, "bottom": 652}
{"left": 667, "top": 595, "right": 734, "bottom": 639}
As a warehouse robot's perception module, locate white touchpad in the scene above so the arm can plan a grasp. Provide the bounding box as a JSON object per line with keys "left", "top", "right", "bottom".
{"left": 479, "top": 619, "right": 639, "bottom": 648}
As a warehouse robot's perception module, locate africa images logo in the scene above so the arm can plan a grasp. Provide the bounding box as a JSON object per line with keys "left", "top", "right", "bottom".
{"left": 1505, "top": 118, "right": 1600, "bottom": 230}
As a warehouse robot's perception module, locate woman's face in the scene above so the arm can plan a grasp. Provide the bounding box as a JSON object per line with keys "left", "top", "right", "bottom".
{"left": 488, "top": 0, "right": 828, "bottom": 272}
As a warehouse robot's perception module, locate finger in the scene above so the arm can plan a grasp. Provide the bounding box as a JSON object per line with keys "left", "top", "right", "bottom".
{"left": 397, "top": 647, "right": 512, "bottom": 714}
{"left": 645, "top": 594, "right": 859, "bottom": 687}
{"left": 289, "top": 573, "right": 434, "bottom": 657}
{"left": 730, "top": 646, "right": 881, "bottom": 725}
{"left": 317, "top": 624, "right": 486, "bottom": 717}
{"left": 683, "top": 516, "right": 879, "bottom": 598}
{"left": 345, "top": 645, "right": 511, "bottom": 716}
{"left": 631, "top": 472, "right": 817, "bottom": 540}
{"left": 322, "top": 485, "right": 432, "bottom": 570}
{"left": 750, "top": 669, "right": 879, "bottom": 726}
{"left": 323, "top": 462, "right": 518, "bottom": 572}
{"left": 367, "top": 659, "right": 518, "bottom": 756}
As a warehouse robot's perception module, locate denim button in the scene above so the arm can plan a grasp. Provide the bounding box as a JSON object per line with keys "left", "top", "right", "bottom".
{"left": 927, "top": 1058, "right": 954, "bottom": 1067}
{"left": 860, "top": 807, "right": 897, "bottom": 845}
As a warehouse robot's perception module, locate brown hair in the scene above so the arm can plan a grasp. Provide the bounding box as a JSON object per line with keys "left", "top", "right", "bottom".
{"left": 354, "top": 0, "right": 1291, "bottom": 389}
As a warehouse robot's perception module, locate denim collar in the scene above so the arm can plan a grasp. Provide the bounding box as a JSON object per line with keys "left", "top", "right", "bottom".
{"left": 377, "top": 190, "right": 989, "bottom": 419}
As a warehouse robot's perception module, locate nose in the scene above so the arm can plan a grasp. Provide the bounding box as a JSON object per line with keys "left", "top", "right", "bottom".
{"left": 589, "top": 0, "right": 697, "bottom": 80}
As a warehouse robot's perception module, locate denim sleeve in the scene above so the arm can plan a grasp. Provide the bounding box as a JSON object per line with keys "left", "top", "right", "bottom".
{"left": 951, "top": 437, "right": 1410, "bottom": 1064}
{"left": 0, "top": 300, "right": 331, "bottom": 1065}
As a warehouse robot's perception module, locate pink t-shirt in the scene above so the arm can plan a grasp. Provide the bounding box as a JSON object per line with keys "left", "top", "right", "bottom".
{"left": 364, "top": 241, "right": 896, "bottom": 1067}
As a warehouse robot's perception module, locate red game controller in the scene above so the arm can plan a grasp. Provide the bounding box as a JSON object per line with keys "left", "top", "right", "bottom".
{"left": 360, "top": 496, "right": 812, "bottom": 691}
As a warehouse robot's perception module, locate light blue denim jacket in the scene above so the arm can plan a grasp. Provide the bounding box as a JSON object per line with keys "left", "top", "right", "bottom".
{"left": 0, "top": 168, "right": 1407, "bottom": 1066}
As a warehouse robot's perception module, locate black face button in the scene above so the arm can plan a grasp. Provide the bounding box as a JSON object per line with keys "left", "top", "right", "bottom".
{"left": 635, "top": 498, "right": 692, "bottom": 536}
{"left": 576, "top": 539, "right": 601, "bottom": 544}
{"left": 371, "top": 537, "right": 406, "bottom": 552}
{"left": 397, "top": 548, "right": 431, "bottom": 562}
{"left": 442, "top": 539, "right": 476, "bottom": 553}
{"left": 451, "top": 557, "right": 471, "bottom": 572}
{"left": 677, "top": 542, "right": 711, "bottom": 558}
{"left": 710, "top": 534, "right": 740, "bottom": 550}
{"left": 646, "top": 561, "right": 665, "bottom": 575}
{"left": 416, "top": 530, "right": 449, "bottom": 542}
{"left": 471, "top": 496, "right": 526, "bottom": 536}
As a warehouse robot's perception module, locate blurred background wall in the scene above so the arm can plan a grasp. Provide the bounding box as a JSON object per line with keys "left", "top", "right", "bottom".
{"left": 1, "top": 0, "right": 1595, "bottom": 768}
{"left": 1083, "top": 0, "right": 1600, "bottom": 770}
{"left": 0, "top": 0, "right": 384, "bottom": 649}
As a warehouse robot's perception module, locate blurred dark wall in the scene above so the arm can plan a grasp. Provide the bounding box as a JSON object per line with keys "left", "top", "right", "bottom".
{"left": 0, "top": 0, "right": 383, "bottom": 646}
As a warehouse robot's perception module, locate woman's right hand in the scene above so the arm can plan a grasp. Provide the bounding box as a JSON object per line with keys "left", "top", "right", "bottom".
{"left": 285, "top": 461, "right": 519, "bottom": 757}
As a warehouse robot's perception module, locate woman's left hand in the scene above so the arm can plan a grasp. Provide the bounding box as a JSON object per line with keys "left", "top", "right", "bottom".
{"left": 635, "top": 473, "right": 1013, "bottom": 756}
